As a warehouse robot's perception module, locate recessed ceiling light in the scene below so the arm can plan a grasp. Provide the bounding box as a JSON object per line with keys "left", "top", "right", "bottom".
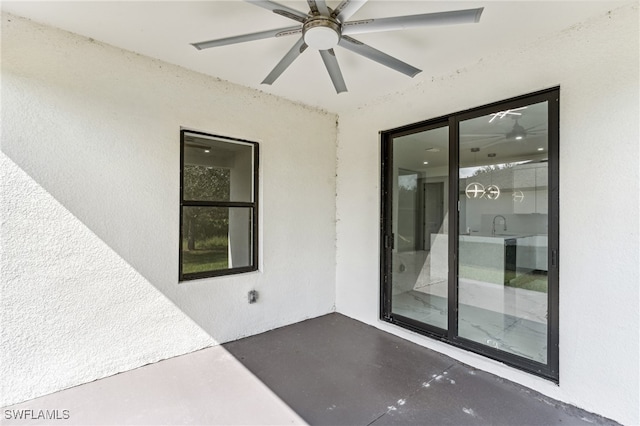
{"left": 423, "top": 161, "right": 429, "bottom": 165}
{"left": 204, "top": 149, "right": 210, "bottom": 153}
{"left": 537, "top": 147, "right": 544, "bottom": 151}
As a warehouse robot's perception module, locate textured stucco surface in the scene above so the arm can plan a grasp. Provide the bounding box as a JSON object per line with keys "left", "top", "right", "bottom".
{"left": 2, "top": 3, "right": 638, "bottom": 424}
{"left": 1, "top": 13, "right": 337, "bottom": 407}
{"left": 335, "top": 3, "right": 639, "bottom": 425}
{"left": 0, "top": 154, "right": 215, "bottom": 407}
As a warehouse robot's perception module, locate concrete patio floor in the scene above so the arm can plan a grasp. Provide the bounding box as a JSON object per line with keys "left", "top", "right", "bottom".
{"left": 2, "top": 313, "right": 617, "bottom": 425}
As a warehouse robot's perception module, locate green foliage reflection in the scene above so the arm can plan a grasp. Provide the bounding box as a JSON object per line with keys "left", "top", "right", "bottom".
{"left": 182, "top": 165, "right": 231, "bottom": 273}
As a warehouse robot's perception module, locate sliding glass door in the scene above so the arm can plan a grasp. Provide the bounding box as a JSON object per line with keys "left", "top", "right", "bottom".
{"left": 457, "top": 100, "right": 551, "bottom": 365}
{"left": 381, "top": 88, "right": 559, "bottom": 380}
{"left": 386, "top": 124, "right": 449, "bottom": 331}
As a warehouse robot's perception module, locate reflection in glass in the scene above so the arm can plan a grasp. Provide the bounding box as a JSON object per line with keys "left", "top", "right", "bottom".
{"left": 391, "top": 126, "right": 449, "bottom": 330}
{"left": 458, "top": 101, "right": 549, "bottom": 363}
{"left": 181, "top": 207, "right": 253, "bottom": 274}
{"left": 183, "top": 135, "right": 254, "bottom": 202}
{"left": 183, "top": 166, "right": 230, "bottom": 201}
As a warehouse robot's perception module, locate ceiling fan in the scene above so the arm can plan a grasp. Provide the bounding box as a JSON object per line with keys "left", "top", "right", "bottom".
{"left": 191, "top": 0, "right": 484, "bottom": 93}
{"left": 461, "top": 118, "right": 548, "bottom": 148}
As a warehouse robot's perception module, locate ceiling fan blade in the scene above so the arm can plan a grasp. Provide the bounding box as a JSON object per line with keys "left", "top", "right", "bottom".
{"left": 332, "top": 0, "right": 368, "bottom": 22}
{"left": 192, "top": 26, "right": 301, "bottom": 50}
{"left": 477, "top": 142, "right": 505, "bottom": 150}
{"left": 262, "top": 37, "right": 308, "bottom": 85}
{"left": 462, "top": 138, "right": 505, "bottom": 148}
{"left": 307, "top": 0, "right": 330, "bottom": 17}
{"left": 339, "top": 36, "right": 421, "bottom": 77}
{"left": 481, "top": 138, "right": 522, "bottom": 149}
{"left": 244, "top": 0, "right": 309, "bottom": 23}
{"left": 342, "top": 8, "right": 484, "bottom": 35}
{"left": 525, "top": 123, "right": 547, "bottom": 131}
{"left": 319, "top": 49, "right": 348, "bottom": 93}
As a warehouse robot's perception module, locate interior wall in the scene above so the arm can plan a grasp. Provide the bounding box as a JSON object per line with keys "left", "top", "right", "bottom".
{"left": 335, "top": 3, "right": 639, "bottom": 425}
{"left": 1, "top": 13, "right": 337, "bottom": 406}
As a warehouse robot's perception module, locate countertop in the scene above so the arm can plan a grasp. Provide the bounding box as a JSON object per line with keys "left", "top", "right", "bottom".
{"left": 459, "top": 233, "right": 542, "bottom": 243}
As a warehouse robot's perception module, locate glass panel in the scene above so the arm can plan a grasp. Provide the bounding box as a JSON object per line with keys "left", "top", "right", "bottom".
{"left": 183, "top": 133, "right": 254, "bottom": 202}
{"left": 391, "top": 125, "right": 449, "bottom": 330}
{"left": 458, "top": 101, "right": 549, "bottom": 363}
{"left": 182, "top": 206, "right": 253, "bottom": 274}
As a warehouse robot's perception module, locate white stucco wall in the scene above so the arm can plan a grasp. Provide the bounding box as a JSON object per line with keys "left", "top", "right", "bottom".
{"left": 2, "top": 3, "right": 638, "bottom": 423}
{"left": 1, "top": 14, "right": 337, "bottom": 406}
{"left": 336, "top": 4, "right": 639, "bottom": 425}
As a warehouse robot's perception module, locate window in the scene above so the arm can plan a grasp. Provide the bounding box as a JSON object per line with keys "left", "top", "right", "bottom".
{"left": 380, "top": 88, "right": 559, "bottom": 380}
{"left": 180, "top": 130, "right": 259, "bottom": 280}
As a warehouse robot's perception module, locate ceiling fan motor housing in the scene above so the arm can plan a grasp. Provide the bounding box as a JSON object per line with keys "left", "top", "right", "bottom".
{"left": 303, "top": 16, "right": 341, "bottom": 50}
{"left": 507, "top": 121, "right": 527, "bottom": 140}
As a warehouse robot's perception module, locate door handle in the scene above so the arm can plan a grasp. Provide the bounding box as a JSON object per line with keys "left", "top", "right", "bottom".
{"left": 385, "top": 234, "right": 395, "bottom": 249}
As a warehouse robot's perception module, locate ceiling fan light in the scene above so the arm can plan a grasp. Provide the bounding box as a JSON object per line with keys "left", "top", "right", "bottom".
{"left": 507, "top": 122, "right": 527, "bottom": 141}
{"left": 304, "top": 26, "right": 340, "bottom": 50}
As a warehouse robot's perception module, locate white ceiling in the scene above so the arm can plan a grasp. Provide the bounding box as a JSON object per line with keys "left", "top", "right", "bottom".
{"left": 1, "top": 0, "right": 626, "bottom": 114}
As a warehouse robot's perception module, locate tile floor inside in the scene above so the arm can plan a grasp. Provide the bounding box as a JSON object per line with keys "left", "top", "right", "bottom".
{"left": 392, "top": 248, "right": 549, "bottom": 364}
{"left": 392, "top": 289, "right": 548, "bottom": 363}
{"left": 3, "top": 314, "right": 617, "bottom": 425}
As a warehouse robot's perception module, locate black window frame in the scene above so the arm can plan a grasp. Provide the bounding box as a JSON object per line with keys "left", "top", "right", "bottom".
{"left": 179, "top": 129, "right": 259, "bottom": 281}
{"left": 380, "top": 87, "right": 560, "bottom": 381}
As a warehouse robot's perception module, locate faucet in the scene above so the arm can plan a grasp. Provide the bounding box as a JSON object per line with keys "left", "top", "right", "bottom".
{"left": 492, "top": 215, "right": 507, "bottom": 236}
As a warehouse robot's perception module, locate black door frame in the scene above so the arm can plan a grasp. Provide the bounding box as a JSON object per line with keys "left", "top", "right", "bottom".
{"left": 380, "top": 87, "right": 560, "bottom": 381}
